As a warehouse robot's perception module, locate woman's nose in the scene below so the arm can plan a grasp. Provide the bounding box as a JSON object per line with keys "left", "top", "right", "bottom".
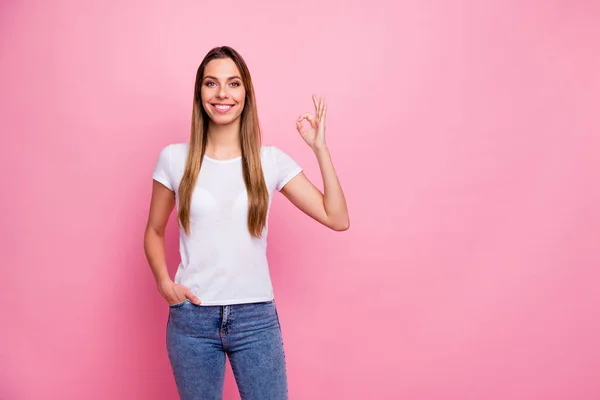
{"left": 217, "top": 86, "right": 228, "bottom": 98}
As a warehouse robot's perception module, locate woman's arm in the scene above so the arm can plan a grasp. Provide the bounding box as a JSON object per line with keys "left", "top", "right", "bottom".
{"left": 144, "top": 181, "right": 175, "bottom": 284}
{"left": 144, "top": 180, "right": 201, "bottom": 305}
{"left": 281, "top": 146, "right": 349, "bottom": 231}
{"left": 280, "top": 95, "right": 350, "bottom": 231}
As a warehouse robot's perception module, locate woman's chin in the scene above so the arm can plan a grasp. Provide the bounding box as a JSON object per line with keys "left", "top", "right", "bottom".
{"left": 209, "top": 114, "right": 241, "bottom": 126}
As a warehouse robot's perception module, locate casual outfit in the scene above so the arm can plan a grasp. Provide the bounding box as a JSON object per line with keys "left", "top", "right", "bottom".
{"left": 166, "top": 299, "right": 287, "bottom": 400}
{"left": 152, "top": 143, "right": 302, "bottom": 399}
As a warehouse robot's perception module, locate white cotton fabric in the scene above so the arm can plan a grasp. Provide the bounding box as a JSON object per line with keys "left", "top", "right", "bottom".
{"left": 152, "top": 143, "right": 302, "bottom": 305}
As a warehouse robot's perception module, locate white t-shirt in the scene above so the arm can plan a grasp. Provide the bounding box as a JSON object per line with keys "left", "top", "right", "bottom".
{"left": 152, "top": 143, "right": 303, "bottom": 306}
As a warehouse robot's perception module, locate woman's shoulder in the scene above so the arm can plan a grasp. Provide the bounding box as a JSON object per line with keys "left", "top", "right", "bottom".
{"left": 260, "top": 144, "right": 273, "bottom": 153}
{"left": 260, "top": 144, "right": 289, "bottom": 158}
{"left": 159, "top": 142, "right": 189, "bottom": 158}
{"left": 260, "top": 144, "right": 301, "bottom": 172}
{"left": 259, "top": 144, "right": 286, "bottom": 163}
{"left": 169, "top": 142, "right": 190, "bottom": 151}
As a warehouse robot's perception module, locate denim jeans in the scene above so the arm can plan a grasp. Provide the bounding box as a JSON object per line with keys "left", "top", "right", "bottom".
{"left": 166, "top": 299, "right": 288, "bottom": 400}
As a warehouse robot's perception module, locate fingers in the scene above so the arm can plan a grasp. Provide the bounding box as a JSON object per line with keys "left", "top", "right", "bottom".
{"left": 312, "top": 94, "right": 320, "bottom": 118}
{"left": 167, "top": 286, "right": 201, "bottom": 306}
{"left": 185, "top": 288, "right": 202, "bottom": 305}
{"left": 312, "top": 93, "right": 326, "bottom": 121}
{"left": 319, "top": 96, "right": 324, "bottom": 120}
{"left": 297, "top": 113, "right": 318, "bottom": 130}
{"left": 301, "top": 92, "right": 327, "bottom": 131}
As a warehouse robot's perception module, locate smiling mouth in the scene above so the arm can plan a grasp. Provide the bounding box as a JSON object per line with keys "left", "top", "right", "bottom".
{"left": 211, "top": 104, "right": 235, "bottom": 114}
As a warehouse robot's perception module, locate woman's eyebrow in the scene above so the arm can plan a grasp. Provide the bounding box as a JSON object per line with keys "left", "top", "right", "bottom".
{"left": 203, "top": 75, "right": 242, "bottom": 81}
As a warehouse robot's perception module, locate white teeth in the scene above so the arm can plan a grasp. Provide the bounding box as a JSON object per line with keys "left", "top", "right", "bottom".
{"left": 215, "top": 105, "right": 232, "bottom": 110}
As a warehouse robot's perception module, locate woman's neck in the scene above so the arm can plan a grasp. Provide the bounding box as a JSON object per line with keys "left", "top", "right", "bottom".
{"left": 205, "top": 120, "right": 242, "bottom": 159}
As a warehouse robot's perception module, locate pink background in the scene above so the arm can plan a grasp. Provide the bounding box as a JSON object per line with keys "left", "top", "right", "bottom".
{"left": 1, "top": 1, "right": 599, "bottom": 399}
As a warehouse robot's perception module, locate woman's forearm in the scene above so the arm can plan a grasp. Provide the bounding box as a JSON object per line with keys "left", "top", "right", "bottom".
{"left": 314, "top": 145, "right": 350, "bottom": 230}
{"left": 143, "top": 228, "right": 171, "bottom": 285}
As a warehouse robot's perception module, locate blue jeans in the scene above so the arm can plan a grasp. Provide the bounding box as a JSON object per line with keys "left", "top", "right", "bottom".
{"left": 166, "top": 299, "right": 288, "bottom": 399}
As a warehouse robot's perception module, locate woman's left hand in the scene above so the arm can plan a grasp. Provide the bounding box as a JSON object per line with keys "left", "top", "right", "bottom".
{"left": 296, "top": 94, "right": 327, "bottom": 151}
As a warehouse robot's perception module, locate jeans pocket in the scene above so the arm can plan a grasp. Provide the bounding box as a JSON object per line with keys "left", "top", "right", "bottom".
{"left": 169, "top": 299, "right": 191, "bottom": 308}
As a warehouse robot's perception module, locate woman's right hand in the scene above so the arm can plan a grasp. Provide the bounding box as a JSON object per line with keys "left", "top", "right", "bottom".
{"left": 157, "top": 278, "right": 202, "bottom": 306}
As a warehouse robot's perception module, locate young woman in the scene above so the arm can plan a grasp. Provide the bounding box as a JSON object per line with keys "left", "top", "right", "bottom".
{"left": 144, "top": 46, "right": 349, "bottom": 400}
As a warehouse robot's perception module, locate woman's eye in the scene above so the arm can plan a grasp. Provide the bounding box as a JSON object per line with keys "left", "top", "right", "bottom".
{"left": 204, "top": 81, "right": 241, "bottom": 87}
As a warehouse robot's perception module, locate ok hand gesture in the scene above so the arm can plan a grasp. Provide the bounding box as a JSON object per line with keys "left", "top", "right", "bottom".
{"left": 296, "top": 94, "right": 327, "bottom": 151}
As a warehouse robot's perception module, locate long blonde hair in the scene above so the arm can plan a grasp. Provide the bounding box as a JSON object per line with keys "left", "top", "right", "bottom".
{"left": 177, "top": 46, "right": 269, "bottom": 238}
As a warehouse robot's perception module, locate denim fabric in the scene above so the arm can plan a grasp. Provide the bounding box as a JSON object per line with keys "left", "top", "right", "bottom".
{"left": 166, "top": 299, "right": 288, "bottom": 400}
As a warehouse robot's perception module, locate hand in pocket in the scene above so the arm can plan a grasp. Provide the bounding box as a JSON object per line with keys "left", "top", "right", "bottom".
{"left": 158, "top": 279, "right": 201, "bottom": 306}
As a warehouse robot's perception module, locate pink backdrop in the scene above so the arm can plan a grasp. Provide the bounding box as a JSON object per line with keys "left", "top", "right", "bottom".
{"left": 1, "top": 1, "right": 599, "bottom": 399}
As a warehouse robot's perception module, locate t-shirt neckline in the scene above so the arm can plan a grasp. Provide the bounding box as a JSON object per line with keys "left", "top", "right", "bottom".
{"left": 203, "top": 154, "right": 242, "bottom": 164}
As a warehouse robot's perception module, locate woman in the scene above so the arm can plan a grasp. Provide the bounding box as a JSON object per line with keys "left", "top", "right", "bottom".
{"left": 144, "top": 46, "right": 349, "bottom": 399}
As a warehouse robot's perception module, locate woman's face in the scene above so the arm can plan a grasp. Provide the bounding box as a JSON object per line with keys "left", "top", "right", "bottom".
{"left": 201, "top": 58, "right": 246, "bottom": 125}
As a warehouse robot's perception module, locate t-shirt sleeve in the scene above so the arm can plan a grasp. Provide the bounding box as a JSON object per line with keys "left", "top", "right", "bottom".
{"left": 271, "top": 146, "right": 303, "bottom": 191}
{"left": 152, "top": 144, "right": 173, "bottom": 190}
